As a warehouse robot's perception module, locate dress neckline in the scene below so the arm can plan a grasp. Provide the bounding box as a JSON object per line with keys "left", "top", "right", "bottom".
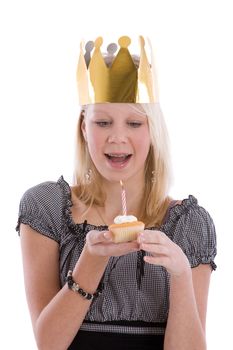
{"left": 57, "top": 175, "right": 198, "bottom": 231}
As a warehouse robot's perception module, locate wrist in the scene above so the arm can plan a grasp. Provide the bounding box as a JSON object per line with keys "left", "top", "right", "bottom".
{"left": 81, "top": 243, "right": 110, "bottom": 265}
{"left": 66, "top": 270, "right": 103, "bottom": 301}
{"left": 72, "top": 244, "right": 109, "bottom": 294}
{"left": 170, "top": 266, "right": 192, "bottom": 282}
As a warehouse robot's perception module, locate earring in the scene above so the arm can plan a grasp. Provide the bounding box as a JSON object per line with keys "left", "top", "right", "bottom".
{"left": 151, "top": 170, "right": 157, "bottom": 184}
{"left": 85, "top": 169, "right": 92, "bottom": 184}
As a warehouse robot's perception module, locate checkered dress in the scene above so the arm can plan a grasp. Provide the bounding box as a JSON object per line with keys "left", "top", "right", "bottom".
{"left": 16, "top": 176, "right": 217, "bottom": 338}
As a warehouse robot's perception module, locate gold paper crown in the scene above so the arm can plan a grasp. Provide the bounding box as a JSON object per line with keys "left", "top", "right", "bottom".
{"left": 76, "top": 35, "right": 159, "bottom": 104}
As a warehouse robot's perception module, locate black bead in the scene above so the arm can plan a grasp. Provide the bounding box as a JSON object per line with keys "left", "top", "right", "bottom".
{"left": 66, "top": 270, "right": 101, "bottom": 301}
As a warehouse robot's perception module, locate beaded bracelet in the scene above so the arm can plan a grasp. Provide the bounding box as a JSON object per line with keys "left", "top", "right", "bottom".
{"left": 66, "top": 270, "right": 102, "bottom": 301}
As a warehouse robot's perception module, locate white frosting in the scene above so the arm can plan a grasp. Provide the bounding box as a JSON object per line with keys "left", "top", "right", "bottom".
{"left": 113, "top": 215, "right": 137, "bottom": 224}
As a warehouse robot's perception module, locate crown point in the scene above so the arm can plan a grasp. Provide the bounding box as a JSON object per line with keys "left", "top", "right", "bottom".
{"left": 85, "top": 41, "right": 94, "bottom": 52}
{"left": 139, "top": 35, "right": 145, "bottom": 47}
{"left": 118, "top": 36, "right": 131, "bottom": 48}
{"left": 94, "top": 37, "right": 103, "bottom": 49}
{"left": 107, "top": 43, "right": 118, "bottom": 55}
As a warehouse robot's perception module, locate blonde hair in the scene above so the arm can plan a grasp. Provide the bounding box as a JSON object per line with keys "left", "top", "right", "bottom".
{"left": 73, "top": 103, "right": 173, "bottom": 227}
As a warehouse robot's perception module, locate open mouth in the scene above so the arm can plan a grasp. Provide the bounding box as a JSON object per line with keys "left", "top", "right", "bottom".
{"left": 104, "top": 153, "right": 132, "bottom": 164}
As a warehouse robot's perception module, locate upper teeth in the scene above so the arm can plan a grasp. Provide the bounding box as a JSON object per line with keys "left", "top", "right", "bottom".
{"left": 108, "top": 154, "right": 128, "bottom": 157}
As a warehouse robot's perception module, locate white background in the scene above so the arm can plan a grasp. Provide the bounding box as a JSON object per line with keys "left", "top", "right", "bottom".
{"left": 0, "top": 0, "right": 232, "bottom": 348}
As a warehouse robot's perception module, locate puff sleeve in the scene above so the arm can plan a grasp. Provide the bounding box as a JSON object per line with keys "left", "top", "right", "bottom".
{"left": 164, "top": 195, "right": 217, "bottom": 270}
{"left": 15, "top": 179, "right": 64, "bottom": 243}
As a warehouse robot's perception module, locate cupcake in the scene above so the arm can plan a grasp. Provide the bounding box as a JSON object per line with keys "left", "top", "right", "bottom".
{"left": 109, "top": 215, "right": 145, "bottom": 243}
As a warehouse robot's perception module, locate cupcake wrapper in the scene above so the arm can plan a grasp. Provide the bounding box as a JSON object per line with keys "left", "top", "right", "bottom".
{"left": 110, "top": 223, "right": 145, "bottom": 243}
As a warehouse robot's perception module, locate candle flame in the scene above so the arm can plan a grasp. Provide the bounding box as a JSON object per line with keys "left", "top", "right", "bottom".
{"left": 120, "top": 180, "right": 123, "bottom": 187}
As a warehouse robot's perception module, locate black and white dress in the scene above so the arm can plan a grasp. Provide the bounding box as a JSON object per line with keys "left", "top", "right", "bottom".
{"left": 16, "top": 176, "right": 217, "bottom": 350}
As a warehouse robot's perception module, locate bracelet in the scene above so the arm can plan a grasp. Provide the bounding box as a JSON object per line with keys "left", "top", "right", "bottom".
{"left": 66, "top": 270, "right": 102, "bottom": 301}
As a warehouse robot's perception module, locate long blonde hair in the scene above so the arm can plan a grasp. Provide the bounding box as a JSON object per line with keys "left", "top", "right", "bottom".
{"left": 73, "top": 103, "right": 173, "bottom": 227}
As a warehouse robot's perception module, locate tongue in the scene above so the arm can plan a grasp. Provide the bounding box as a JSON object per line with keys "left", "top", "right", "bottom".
{"left": 110, "top": 156, "right": 126, "bottom": 163}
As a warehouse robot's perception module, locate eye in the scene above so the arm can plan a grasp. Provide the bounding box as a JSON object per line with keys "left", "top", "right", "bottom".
{"left": 127, "top": 121, "right": 142, "bottom": 128}
{"left": 95, "top": 121, "right": 112, "bottom": 127}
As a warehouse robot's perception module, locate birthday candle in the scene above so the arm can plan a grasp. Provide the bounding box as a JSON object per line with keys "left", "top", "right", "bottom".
{"left": 120, "top": 180, "right": 127, "bottom": 216}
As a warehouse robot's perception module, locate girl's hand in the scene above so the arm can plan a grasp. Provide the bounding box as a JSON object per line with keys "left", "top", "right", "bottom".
{"left": 85, "top": 230, "right": 140, "bottom": 257}
{"left": 138, "top": 230, "right": 191, "bottom": 277}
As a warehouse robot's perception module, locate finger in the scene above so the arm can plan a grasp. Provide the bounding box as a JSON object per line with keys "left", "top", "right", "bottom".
{"left": 138, "top": 230, "right": 167, "bottom": 244}
{"left": 140, "top": 243, "right": 169, "bottom": 256}
{"left": 86, "top": 230, "right": 113, "bottom": 245}
{"left": 95, "top": 241, "right": 139, "bottom": 257}
{"left": 144, "top": 255, "right": 169, "bottom": 268}
{"left": 111, "top": 241, "right": 140, "bottom": 255}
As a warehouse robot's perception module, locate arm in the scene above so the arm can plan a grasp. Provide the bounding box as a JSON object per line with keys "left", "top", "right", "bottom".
{"left": 20, "top": 224, "right": 108, "bottom": 350}
{"left": 20, "top": 224, "right": 138, "bottom": 350}
{"left": 139, "top": 230, "right": 212, "bottom": 350}
{"left": 164, "top": 264, "right": 211, "bottom": 350}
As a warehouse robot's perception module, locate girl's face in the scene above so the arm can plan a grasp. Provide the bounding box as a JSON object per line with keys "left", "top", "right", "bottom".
{"left": 81, "top": 103, "right": 151, "bottom": 184}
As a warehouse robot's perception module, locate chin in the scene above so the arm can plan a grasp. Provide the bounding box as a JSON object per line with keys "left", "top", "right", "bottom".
{"left": 100, "top": 171, "right": 142, "bottom": 184}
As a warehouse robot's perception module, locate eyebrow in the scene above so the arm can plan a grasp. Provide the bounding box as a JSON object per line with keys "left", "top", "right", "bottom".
{"left": 91, "top": 110, "right": 145, "bottom": 117}
{"left": 91, "top": 110, "right": 110, "bottom": 114}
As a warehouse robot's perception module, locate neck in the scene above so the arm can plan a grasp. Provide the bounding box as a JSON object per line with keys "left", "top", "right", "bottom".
{"left": 100, "top": 177, "right": 145, "bottom": 219}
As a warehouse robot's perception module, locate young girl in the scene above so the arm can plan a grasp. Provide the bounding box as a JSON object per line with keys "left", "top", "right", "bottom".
{"left": 16, "top": 36, "right": 217, "bottom": 350}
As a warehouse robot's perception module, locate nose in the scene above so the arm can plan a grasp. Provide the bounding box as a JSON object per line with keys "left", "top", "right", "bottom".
{"left": 107, "top": 126, "right": 128, "bottom": 144}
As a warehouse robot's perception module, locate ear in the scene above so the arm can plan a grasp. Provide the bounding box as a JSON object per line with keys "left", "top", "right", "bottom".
{"left": 81, "top": 116, "right": 87, "bottom": 142}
